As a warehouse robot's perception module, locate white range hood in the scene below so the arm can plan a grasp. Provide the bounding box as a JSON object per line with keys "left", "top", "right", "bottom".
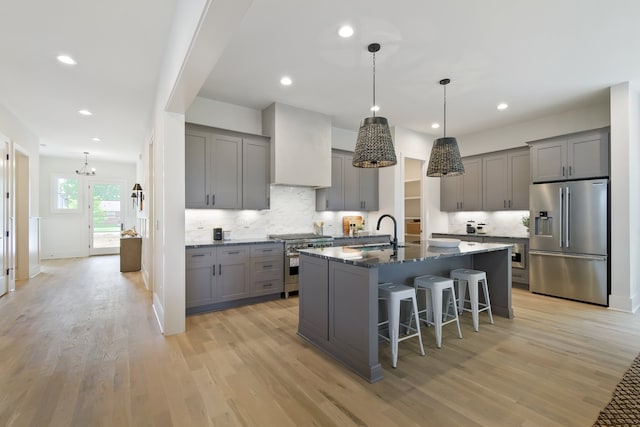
{"left": 262, "top": 102, "right": 331, "bottom": 187}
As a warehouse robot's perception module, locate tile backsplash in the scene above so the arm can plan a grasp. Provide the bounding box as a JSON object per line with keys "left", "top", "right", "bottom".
{"left": 185, "top": 185, "right": 369, "bottom": 243}
{"left": 447, "top": 210, "right": 530, "bottom": 236}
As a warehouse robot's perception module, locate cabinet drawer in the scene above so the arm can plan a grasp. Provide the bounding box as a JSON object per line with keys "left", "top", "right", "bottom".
{"left": 252, "top": 258, "right": 283, "bottom": 274}
{"left": 251, "top": 243, "right": 283, "bottom": 256}
{"left": 186, "top": 249, "right": 214, "bottom": 267}
{"left": 218, "top": 246, "right": 250, "bottom": 261}
{"left": 252, "top": 278, "right": 284, "bottom": 296}
{"left": 512, "top": 268, "right": 529, "bottom": 284}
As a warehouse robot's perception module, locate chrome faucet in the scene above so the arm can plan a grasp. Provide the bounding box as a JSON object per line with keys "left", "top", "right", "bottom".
{"left": 376, "top": 214, "right": 398, "bottom": 253}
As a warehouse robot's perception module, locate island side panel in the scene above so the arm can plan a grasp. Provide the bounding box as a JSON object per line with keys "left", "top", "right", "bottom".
{"left": 328, "top": 260, "right": 383, "bottom": 383}
{"left": 472, "top": 247, "right": 513, "bottom": 318}
{"left": 298, "top": 254, "right": 329, "bottom": 343}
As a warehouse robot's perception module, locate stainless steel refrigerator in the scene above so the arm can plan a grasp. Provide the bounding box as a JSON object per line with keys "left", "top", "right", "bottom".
{"left": 529, "top": 179, "right": 609, "bottom": 305}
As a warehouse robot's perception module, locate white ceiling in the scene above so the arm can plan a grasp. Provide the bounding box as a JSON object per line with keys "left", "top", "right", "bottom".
{"left": 1, "top": 0, "right": 640, "bottom": 163}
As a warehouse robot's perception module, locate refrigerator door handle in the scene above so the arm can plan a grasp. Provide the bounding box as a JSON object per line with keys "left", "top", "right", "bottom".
{"left": 529, "top": 250, "right": 607, "bottom": 262}
{"left": 565, "top": 186, "right": 570, "bottom": 248}
{"left": 559, "top": 187, "right": 564, "bottom": 248}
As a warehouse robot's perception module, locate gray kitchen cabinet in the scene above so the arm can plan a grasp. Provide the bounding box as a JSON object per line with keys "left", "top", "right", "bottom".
{"left": 344, "top": 160, "right": 379, "bottom": 211}
{"left": 529, "top": 128, "right": 609, "bottom": 183}
{"left": 186, "top": 242, "right": 284, "bottom": 314}
{"left": 440, "top": 157, "right": 482, "bottom": 211}
{"left": 186, "top": 248, "right": 216, "bottom": 308}
{"left": 185, "top": 123, "right": 270, "bottom": 210}
{"left": 216, "top": 246, "right": 250, "bottom": 302}
{"left": 250, "top": 243, "right": 284, "bottom": 297}
{"left": 317, "top": 150, "right": 379, "bottom": 211}
{"left": 242, "top": 137, "right": 271, "bottom": 209}
{"left": 316, "top": 153, "right": 345, "bottom": 210}
{"left": 483, "top": 148, "right": 530, "bottom": 210}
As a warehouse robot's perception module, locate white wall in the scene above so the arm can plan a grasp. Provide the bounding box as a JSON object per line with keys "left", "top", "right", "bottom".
{"left": 186, "top": 97, "right": 262, "bottom": 135}
{"left": 457, "top": 103, "right": 610, "bottom": 156}
{"left": 147, "top": 0, "right": 253, "bottom": 335}
{"left": 0, "top": 104, "right": 41, "bottom": 281}
{"left": 610, "top": 82, "right": 640, "bottom": 313}
{"left": 38, "top": 156, "right": 136, "bottom": 259}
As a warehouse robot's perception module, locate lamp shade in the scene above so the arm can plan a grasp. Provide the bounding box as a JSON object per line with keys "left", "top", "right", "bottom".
{"left": 352, "top": 117, "right": 397, "bottom": 168}
{"left": 426, "top": 137, "right": 465, "bottom": 177}
{"left": 132, "top": 183, "right": 143, "bottom": 191}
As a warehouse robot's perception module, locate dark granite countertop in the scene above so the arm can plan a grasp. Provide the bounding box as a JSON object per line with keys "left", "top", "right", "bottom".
{"left": 432, "top": 232, "right": 529, "bottom": 240}
{"left": 299, "top": 241, "right": 512, "bottom": 268}
{"left": 186, "top": 238, "right": 280, "bottom": 248}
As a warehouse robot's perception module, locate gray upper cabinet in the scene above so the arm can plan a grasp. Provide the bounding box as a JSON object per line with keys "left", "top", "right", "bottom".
{"left": 243, "top": 138, "right": 270, "bottom": 209}
{"left": 317, "top": 153, "right": 345, "bottom": 210}
{"left": 529, "top": 128, "right": 609, "bottom": 183}
{"left": 212, "top": 134, "right": 242, "bottom": 209}
{"left": 440, "top": 157, "right": 482, "bottom": 211}
{"left": 185, "top": 124, "right": 270, "bottom": 210}
{"left": 483, "top": 148, "right": 530, "bottom": 210}
{"left": 317, "top": 150, "right": 378, "bottom": 211}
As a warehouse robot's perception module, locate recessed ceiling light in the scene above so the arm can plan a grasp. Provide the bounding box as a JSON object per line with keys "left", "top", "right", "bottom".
{"left": 431, "top": 123, "right": 440, "bottom": 129}
{"left": 497, "top": 103, "right": 509, "bottom": 110}
{"left": 78, "top": 109, "right": 92, "bottom": 116}
{"left": 91, "top": 137, "right": 101, "bottom": 142}
{"left": 280, "top": 76, "right": 292, "bottom": 86}
{"left": 57, "top": 55, "right": 77, "bottom": 65}
{"left": 370, "top": 105, "right": 380, "bottom": 112}
{"left": 40, "top": 143, "right": 47, "bottom": 147}
{"left": 338, "top": 25, "right": 354, "bottom": 38}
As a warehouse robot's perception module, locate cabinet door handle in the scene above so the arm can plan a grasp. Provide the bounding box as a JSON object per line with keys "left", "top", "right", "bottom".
{"left": 267, "top": 197, "right": 270, "bottom": 208}
{"left": 263, "top": 265, "right": 273, "bottom": 269}
{"left": 191, "top": 254, "right": 205, "bottom": 258}
{"left": 562, "top": 166, "right": 565, "bottom": 177}
{"left": 212, "top": 194, "right": 215, "bottom": 205}
{"left": 326, "top": 200, "right": 329, "bottom": 209}
{"left": 508, "top": 200, "right": 512, "bottom": 208}
{"left": 227, "top": 251, "right": 240, "bottom": 255}
{"left": 569, "top": 166, "right": 572, "bottom": 176}
{"left": 206, "top": 194, "right": 209, "bottom": 205}
{"left": 212, "top": 265, "right": 215, "bottom": 276}
{"left": 263, "top": 283, "right": 273, "bottom": 288}
{"left": 504, "top": 200, "right": 506, "bottom": 208}
{"left": 218, "top": 264, "right": 221, "bottom": 275}
{"left": 460, "top": 202, "right": 463, "bottom": 210}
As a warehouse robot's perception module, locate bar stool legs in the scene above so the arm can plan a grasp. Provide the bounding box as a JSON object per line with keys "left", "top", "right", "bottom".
{"left": 413, "top": 275, "right": 463, "bottom": 348}
{"left": 451, "top": 269, "right": 494, "bottom": 332}
{"left": 378, "top": 283, "right": 425, "bottom": 368}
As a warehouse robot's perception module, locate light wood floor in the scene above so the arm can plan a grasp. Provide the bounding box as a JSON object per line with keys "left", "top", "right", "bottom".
{"left": 1, "top": 256, "right": 639, "bottom": 426}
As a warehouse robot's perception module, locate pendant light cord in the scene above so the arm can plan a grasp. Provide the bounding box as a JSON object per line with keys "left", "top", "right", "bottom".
{"left": 372, "top": 50, "right": 376, "bottom": 117}
{"left": 443, "top": 83, "right": 447, "bottom": 137}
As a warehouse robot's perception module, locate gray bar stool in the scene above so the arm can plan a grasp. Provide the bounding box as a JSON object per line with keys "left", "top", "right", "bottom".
{"left": 413, "top": 275, "right": 463, "bottom": 348}
{"left": 450, "top": 268, "right": 494, "bottom": 332}
{"left": 378, "top": 283, "right": 425, "bottom": 368}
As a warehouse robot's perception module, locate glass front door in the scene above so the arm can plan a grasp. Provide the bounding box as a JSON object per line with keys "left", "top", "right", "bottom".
{"left": 90, "top": 182, "right": 123, "bottom": 255}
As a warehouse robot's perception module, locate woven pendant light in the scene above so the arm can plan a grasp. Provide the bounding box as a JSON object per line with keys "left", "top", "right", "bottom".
{"left": 427, "top": 79, "right": 464, "bottom": 177}
{"left": 353, "top": 43, "right": 397, "bottom": 168}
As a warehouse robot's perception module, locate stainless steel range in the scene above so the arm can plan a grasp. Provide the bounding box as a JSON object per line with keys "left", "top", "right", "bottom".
{"left": 268, "top": 233, "right": 333, "bottom": 297}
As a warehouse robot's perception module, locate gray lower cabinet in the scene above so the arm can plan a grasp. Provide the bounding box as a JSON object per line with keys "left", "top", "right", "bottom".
{"left": 185, "top": 123, "right": 270, "bottom": 210}
{"left": 250, "top": 244, "right": 284, "bottom": 297}
{"left": 186, "top": 248, "right": 216, "bottom": 308}
{"left": 317, "top": 150, "right": 378, "bottom": 211}
{"left": 216, "top": 246, "right": 250, "bottom": 302}
{"left": 186, "top": 242, "right": 284, "bottom": 313}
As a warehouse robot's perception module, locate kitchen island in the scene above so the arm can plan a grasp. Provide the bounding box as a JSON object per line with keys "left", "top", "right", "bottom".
{"left": 297, "top": 241, "right": 513, "bottom": 383}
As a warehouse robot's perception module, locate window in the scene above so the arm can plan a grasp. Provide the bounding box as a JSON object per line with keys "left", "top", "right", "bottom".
{"left": 52, "top": 174, "right": 80, "bottom": 212}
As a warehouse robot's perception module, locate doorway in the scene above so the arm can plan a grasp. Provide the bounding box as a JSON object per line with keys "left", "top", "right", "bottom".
{"left": 0, "top": 140, "right": 7, "bottom": 296}
{"left": 89, "top": 181, "right": 124, "bottom": 255}
{"left": 404, "top": 157, "right": 424, "bottom": 243}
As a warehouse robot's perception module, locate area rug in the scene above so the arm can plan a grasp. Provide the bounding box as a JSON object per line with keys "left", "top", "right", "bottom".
{"left": 594, "top": 353, "right": 640, "bottom": 426}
